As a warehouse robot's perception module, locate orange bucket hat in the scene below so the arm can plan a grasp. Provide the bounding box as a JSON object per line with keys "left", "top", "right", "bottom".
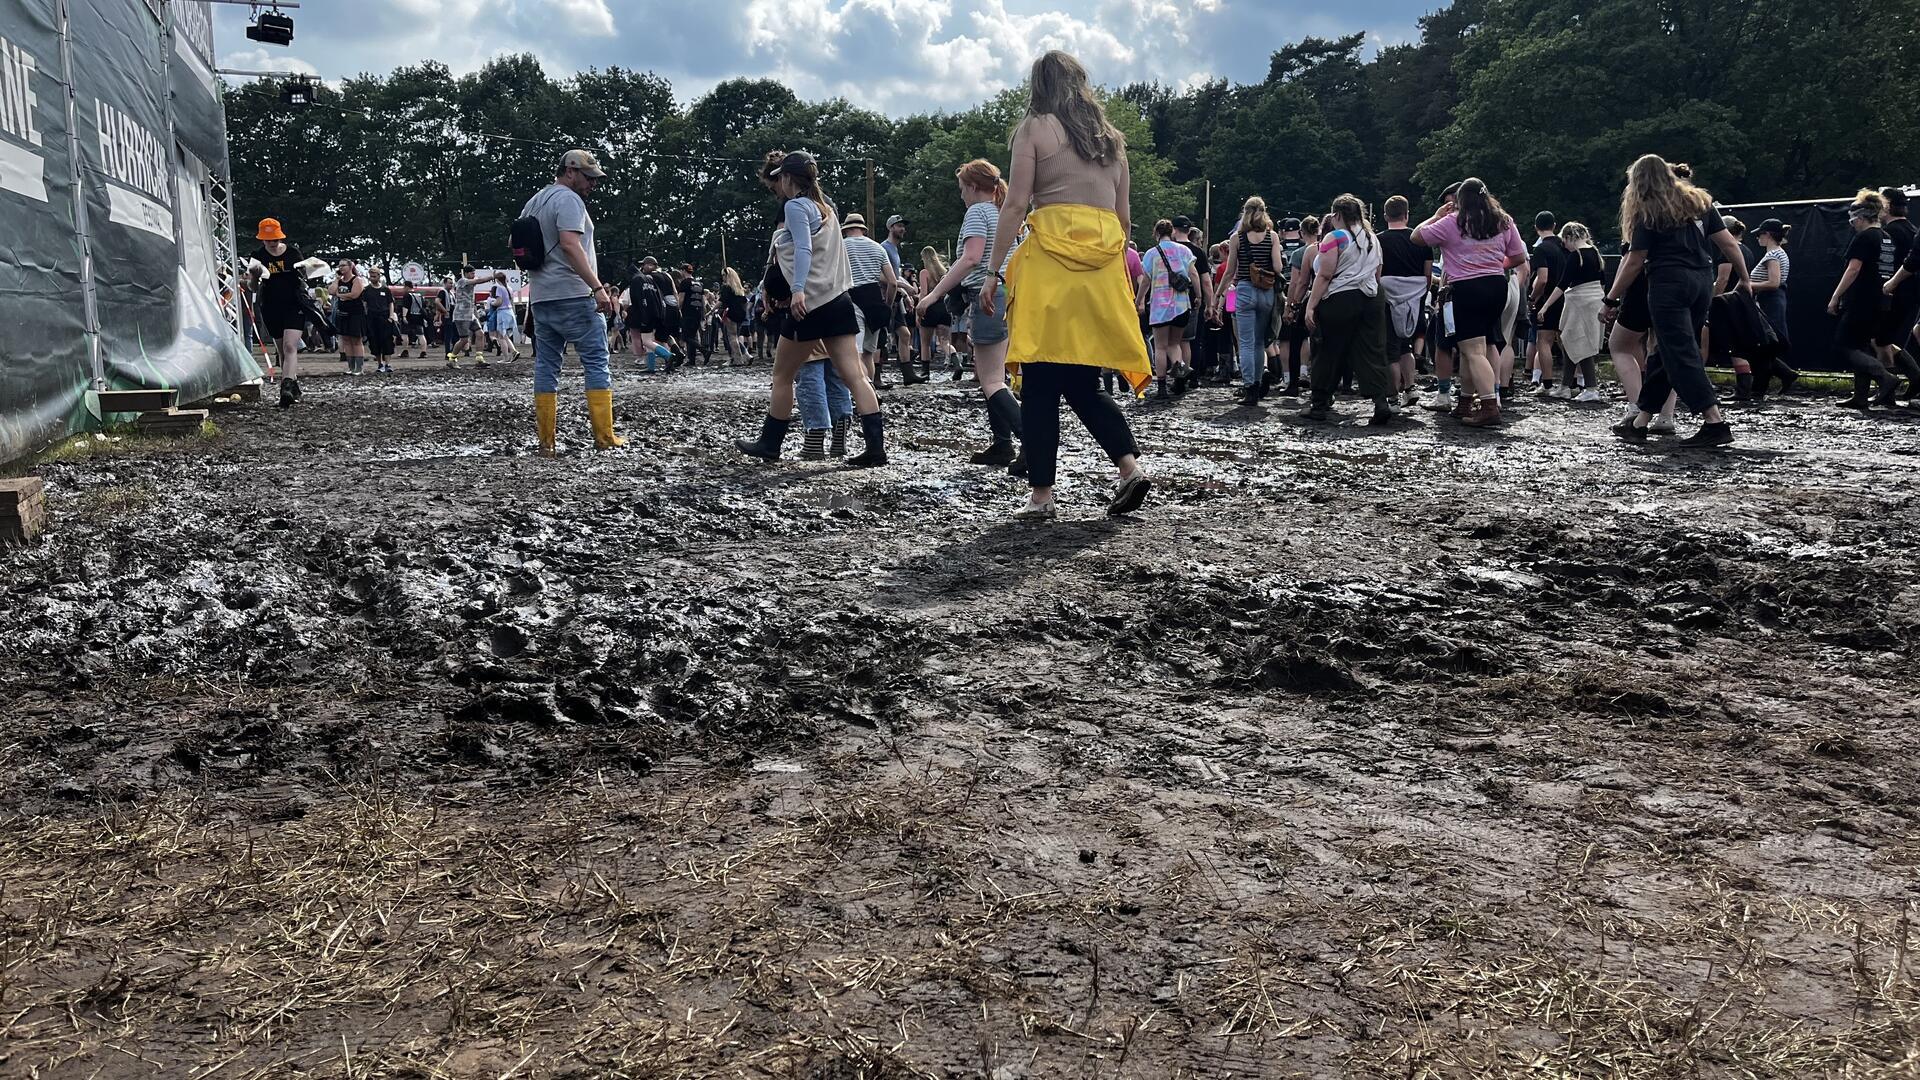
{"left": 256, "top": 218, "right": 286, "bottom": 241}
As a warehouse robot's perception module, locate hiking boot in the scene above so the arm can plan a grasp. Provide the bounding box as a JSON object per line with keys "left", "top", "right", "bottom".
{"left": 1107, "top": 470, "right": 1152, "bottom": 516}
{"left": 1461, "top": 396, "right": 1502, "bottom": 427}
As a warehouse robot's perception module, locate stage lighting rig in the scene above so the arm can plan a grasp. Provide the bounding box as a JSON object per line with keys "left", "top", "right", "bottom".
{"left": 245, "top": 6, "right": 294, "bottom": 46}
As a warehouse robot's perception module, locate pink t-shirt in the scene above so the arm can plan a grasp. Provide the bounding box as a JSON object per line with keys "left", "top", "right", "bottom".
{"left": 1125, "top": 246, "right": 1144, "bottom": 282}
{"left": 1418, "top": 213, "right": 1524, "bottom": 282}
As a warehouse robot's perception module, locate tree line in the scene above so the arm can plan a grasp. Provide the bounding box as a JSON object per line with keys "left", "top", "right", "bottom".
{"left": 224, "top": 0, "right": 1919, "bottom": 284}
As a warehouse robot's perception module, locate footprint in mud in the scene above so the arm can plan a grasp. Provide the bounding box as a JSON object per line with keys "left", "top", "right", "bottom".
{"left": 489, "top": 624, "right": 531, "bottom": 659}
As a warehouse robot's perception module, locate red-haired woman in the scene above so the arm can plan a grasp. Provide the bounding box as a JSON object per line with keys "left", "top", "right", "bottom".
{"left": 918, "top": 159, "right": 1024, "bottom": 467}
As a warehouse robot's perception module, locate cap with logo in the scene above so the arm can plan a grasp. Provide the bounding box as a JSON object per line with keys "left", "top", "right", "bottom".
{"left": 885, "top": 214, "right": 907, "bottom": 229}
{"left": 560, "top": 149, "right": 606, "bottom": 178}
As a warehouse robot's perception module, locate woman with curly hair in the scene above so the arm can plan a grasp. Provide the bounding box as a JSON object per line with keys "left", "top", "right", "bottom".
{"left": 1604, "top": 153, "right": 1749, "bottom": 446}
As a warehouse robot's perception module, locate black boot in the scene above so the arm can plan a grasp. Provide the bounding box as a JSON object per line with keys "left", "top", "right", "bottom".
{"left": 801, "top": 428, "right": 828, "bottom": 461}
{"left": 278, "top": 378, "right": 298, "bottom": 408}
{"left": 973, "top": 388, "right": 1022, "bottom": 466}
{"left": 1838, "top": 368, "right": 1872, "bottom": 409}
{"left": 830, "top": 415, "right": 852, "bottom": 457}
{"left": 897, "top": 359, "right": 927, "bottom": 386}
{"left": 971, "top": 400, "right": 1016, "bottom": 465}
{"left": 1734, "top": 372, "right": 1754, "bottom": 401}
{"left": 847, "top": 411, "right": 888, "bottom": 468}
{"left": 734, "top": 414, "right": 791, "bottom": 460}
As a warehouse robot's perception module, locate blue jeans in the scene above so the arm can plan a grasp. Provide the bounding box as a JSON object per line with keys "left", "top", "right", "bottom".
{"left": 796, "top": 359, "right": 853, "bottom": 430}
{"left": 1234, "top": 282, "right": 1276, "bottom": 385}
{"left": 531, "top": 296, "right": 611, "bottom": 393}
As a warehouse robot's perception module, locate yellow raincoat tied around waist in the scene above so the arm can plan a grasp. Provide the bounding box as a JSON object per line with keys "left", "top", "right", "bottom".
{"left": 1004, "top": 203, "right": 1152, "bottom": 393}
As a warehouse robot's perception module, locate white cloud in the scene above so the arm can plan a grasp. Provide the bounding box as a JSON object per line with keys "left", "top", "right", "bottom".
{"left": 210, "top": 0, "right": 1425, "bottom": 115}
{"left": 217, "top": 47, "right": 321, "bottom": 76}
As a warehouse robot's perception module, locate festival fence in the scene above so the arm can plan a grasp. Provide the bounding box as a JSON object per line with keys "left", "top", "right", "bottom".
{"left": 0, "top": 0, "right": 256, "bottom": 463}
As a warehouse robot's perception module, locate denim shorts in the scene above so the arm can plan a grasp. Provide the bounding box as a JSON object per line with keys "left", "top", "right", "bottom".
{"left": 967, "top": 285, "right": 1008, "bottom": 346}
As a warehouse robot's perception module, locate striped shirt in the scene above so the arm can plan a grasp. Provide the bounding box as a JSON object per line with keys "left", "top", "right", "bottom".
{"left": 844, "top": 234, "right": 889, "bottom": 287}
{"left": 959, "top": 201, "right": 1000, "bottom": 288}
{"left": 1750, "top": 246, "right": 1789, "bottom": 286}
{"left": 1235, "top": 230, "right": 1275, "bottom": 284}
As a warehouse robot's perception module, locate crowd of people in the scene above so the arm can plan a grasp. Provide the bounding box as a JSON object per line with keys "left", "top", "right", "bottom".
{"left": 242, "top": 49, "right": 1920, "bottom": 516}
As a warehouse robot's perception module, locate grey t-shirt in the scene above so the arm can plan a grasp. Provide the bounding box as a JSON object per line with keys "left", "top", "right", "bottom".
{"left": 522, "top": 183, "right": 594, "bottom": 303}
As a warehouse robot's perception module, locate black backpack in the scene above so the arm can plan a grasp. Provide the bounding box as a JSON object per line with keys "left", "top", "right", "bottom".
{"left": 510, "top": 189, "right": 561, "bottom": 271}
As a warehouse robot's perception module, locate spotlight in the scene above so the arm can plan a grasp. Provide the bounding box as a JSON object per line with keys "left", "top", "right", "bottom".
{"left": 280, "top": 75, "right": 315, "bottom": 107}
{"left": 246, "top": 10, "right": 294, "bottom": 46}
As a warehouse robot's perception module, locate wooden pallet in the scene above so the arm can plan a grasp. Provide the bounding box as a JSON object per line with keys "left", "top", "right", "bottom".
{"left": 135, "top": 408, "right": 210, "bottom": 437}
{"left": 97, "top": 388, "right": 179, "bottom": 414}
{"left": 0, "top": 477, "right": 46, "bottom": 545}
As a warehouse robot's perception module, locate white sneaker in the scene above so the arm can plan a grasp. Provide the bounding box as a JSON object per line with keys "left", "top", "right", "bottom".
{"left": 1012, "top": 497, "right": 1056, "bottom": 521}
{"left": 1422, "top": 390, "right": 1454, "bottom": 411}
{"left": 1553, "top": 385, "right": 1574, "bottom": 400}
{"left": 1573, "top": 388, "right": 1603, "bottom": 403}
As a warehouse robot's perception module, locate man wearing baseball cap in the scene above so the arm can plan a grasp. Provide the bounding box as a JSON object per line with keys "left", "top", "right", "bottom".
{"left": 521, "top": 149, "right": 624, "bottom": 455}
{"left": 882, "top": 214, "right": 921, "bottom": 377}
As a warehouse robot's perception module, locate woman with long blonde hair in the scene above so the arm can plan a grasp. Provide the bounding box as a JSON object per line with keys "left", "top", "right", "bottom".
{"left": 1604, "top": 153, "right": 1748, "bottom": 446}
{"left": 1211, "top": 195, "right": 1283, "bottom": 404}
{"left": 717, "top": 265, "right": 749, "bottom": 363}
{"left": 985, "top": 50, "right": 1152, "bottom": 519}
{"left": 917, "top": 158, "right": 1023, "bottom": 466}
{"left": 916, "top": 246, "right": 956, "bottom": 377}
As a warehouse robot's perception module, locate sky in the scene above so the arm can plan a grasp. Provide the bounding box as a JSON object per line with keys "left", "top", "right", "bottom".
{"left": 213, "top": 0, "right": 1436, "bottom": 116}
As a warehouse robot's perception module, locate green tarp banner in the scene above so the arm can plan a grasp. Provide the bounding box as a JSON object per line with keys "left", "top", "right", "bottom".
{"left": 0, "top": 0, "right": 256, "bottom": 463}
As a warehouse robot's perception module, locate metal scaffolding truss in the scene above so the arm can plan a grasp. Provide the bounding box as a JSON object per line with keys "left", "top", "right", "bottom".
{"left": 201, "top": 167, "right": 245, "bottom": 335}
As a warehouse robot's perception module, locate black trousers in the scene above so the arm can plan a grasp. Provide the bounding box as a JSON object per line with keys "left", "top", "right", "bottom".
{"left": 1311, "top": 289, "right": 1392, "bottom": 408}
{"left": 1639, "top": 266, "right": 1715, "bottom": 415}
{"left": 1020, "top": 362, "right": 1139, "bottom": 490}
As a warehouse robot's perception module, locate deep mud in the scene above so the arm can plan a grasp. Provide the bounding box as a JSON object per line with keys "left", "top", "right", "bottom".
{"left": 3, "top": 359, "right": 1918, "bottom": 1077}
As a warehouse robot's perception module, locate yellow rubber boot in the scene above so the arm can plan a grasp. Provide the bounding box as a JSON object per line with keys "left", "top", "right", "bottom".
{"left": 534, "top": 392, "right": 558, "bottom": 457}
{"left": 586, "top": 388, "right": 626, "bottom": 449}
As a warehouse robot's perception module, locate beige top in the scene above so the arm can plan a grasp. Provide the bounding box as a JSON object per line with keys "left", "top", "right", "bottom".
{"left": 1025, "top": 113, "right": 1127, "bottom": 211}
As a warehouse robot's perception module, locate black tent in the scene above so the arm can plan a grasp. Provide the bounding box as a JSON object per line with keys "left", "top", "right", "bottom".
{"left": 1722, "top": 190, "right": 1916, "bottom": 372}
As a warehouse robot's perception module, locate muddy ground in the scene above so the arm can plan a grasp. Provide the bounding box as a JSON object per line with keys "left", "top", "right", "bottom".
{"left": 2, "top": 355, "right": 1918, "bottom": 1078}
